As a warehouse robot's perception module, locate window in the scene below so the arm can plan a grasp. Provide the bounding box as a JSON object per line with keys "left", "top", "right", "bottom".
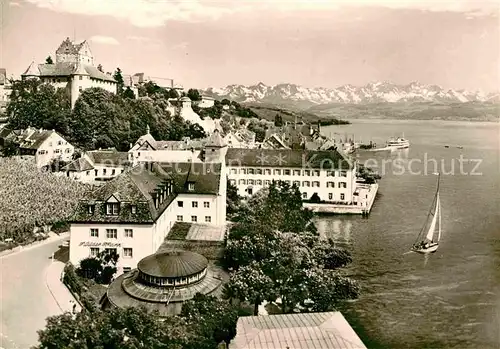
{"left": 188, "top": 183, "right": 195, "bottom": 191}
{"left": 329, "top": 193, "right": 333, "bottom": 200}
{"left": 248, "top": 179, "right": 254, "bottom": 185}
{"left": 264, "top": 169, "right": 271, "bottom": 175}
{"left": 327, "top": 171, "right": 335, "bottom": 177}
{"left": 79, "top": 76, "right": 83, "bottom": 80}
{"left": 240, "top": 169, "right": 246, "bottom": 175}
{"left": 340, "top": 171, "right": 347, "bottom": 177}
{"left": 90, "top": 228, "right": 98, "bottom": 237}
{"left": 302, "top": 181, "right": 311, "bottom": 187}
{"left": 327, "top": 182, "right": 335, "bottom": 188}
{"left": 178, "top": 201, "right": 184, "bottom": 207}
{"left": 205, "top": 216, "right": 211, "bottom": 223}
{"left": 231, "top": 169, "right": 237, "bottom": 174}
{"left": 112, "top": 169, "right": 116, "bottom": 175}
{"left": 284, "top": 169, "right": 291, "bottom": 176}
{"left": 340, "top": 182, "right": 347, "bottom": 189}
{"left": 131, "top": 205, "right": 137, "bottom": 214}
{"left": 79, "top": 86, "right": 83, "bottom": 92}
{"left": 302, "top": 192, "right": 307, "bottom": 199}
{"left": 57, "top": 141, "right": 62, "bottom": 145}
{"left": 340, "top": 193, "right": 345, "bottom": 200}
{"left": 106, "top": 203, "right": 119, "bottom": 215}
{"left": 103, "top": 169, "right": 107, "bottom": 175}
{"left": 38, "top": 150, "right": 46, "bottom": 155}
{"left": 256, "top": 180, "right": 262, "bottom": 185}
{"left": 274, "top": 169, "right": 281, "bottom": 175}
{"left": 88, "top": 205, "right": 95, "bottom": 214}
{"left": 256, "top": 169, "right": 262, "bottom": 175}
{"left": 124, "top": 229, "right": 133, "bottom": 238}
{"left": 304, "top": 170, "right": 310, "bottom": 176}
{"left": 264, "top": 180, "right": 271, "bottom": 185}
{"left": 247, "top": 168, "right": 254, "bottom": 175}
{"left": 86, "top": 171, "right": 90, "bottom": 176}
{"left": 123, "top": 267, "right": 131, "bottom": 273}
{"left": 293, "top": 170, "right": 301, "bottom": 176}
{"left": 239, "top": 179, "right": 246, "bottom": 185}
{"left": 94, "top": 169, "right": 98, "bottom": 176}
{"left": 229, "top": 179, "right": 236, "bottom": 186}
{"left": 204, "top": 202, "right": 210, "bottom": 208}
{"left": 192, "top": 201, "right": 198, "bottom": 208}
{"left": 247, "top": 188, "right": 253, "bottom": 195}
{"left": 177, "top": 215, "right": 183, "bottom": 222}
{"left": 106, "top": 229, "right": 117, "bottom": 239}
{"left": 90, "top": 248, "right": 99, "bottom": 257}
{"left": 313, "top": 170, "right": 320, "bottom": 176}
{"left": 123, "top": 248, "right": 133, "bottom": 258}
{"left": 104, "top": 248, "right": 117, "bottom": 256}
{"left": 54, "top": 149, "right": 61, "bottom": 154}
{"left": 191, "top": 215, "right": 197, "bottom": 222}
{"left": 65, "top": 148, "right": 71, "bottom": 153}
{"left": 312, "top": 181, "right": 320, "bottom": 187}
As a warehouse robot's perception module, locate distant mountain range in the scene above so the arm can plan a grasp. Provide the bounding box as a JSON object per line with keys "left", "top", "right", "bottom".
{"left": 204, "top": 82, "right": 499, "bottom": 108}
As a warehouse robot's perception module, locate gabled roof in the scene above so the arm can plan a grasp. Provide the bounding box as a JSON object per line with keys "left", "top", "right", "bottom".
{"left": 56, "top": 37, "right": 79, "bottom": 54}
{"left": 87, "top": 150, "right": 129, "bottom": 166}
{"left": 157, "top": 162, "right": 221, "bottom": 195}
{"left": 9, "top": 128, "right": 57, "bottom": 150}
{"left": 225, "top": 148, "right": 353, "bottom": 170}
{"left": 230, "top": 312, "right": 367, "bottom": 349}
{"left": 84, "top": 65, "right": 115, "bottom": 82}
{"left": 22, "top": 61, "right": 40, "bottom": 76}
{"left": 206, "top": 129, "right": 226, "bottom": 148}
{"left": 38, "top": 62, "right": 76, "bottom": 76}
{"left": 64, "top": 157, "right": 93, "bottom": 172}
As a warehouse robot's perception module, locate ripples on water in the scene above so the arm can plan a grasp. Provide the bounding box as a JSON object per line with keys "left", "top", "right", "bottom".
{"left": 317, "top": 120, "right": 500, "bottom": 349}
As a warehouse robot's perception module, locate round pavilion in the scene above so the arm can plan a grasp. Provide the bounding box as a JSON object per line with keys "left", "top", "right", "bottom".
{"left": 101, "top": 250, "right": 227, "bottom": 316}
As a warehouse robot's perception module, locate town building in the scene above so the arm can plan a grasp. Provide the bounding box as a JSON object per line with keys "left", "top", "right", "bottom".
{"left": 196, "top": 95, "right": 215, "bottom": 108}
{"left": 101, "top": 250, "right": 228, "bottom": 316}
{"left": 229, "top": 312, "right": 366, "bottom": 348}
{"left": 64, "top": 149, "right": 130, "bottom": 184}
{"left": 21, "top": 37, "right": 117, "bottom": 108}
{"left": 68, "top": 160, "right": 226, "bottom": 275}
{"left": 0, "top": 68, "right": 12, "bottom": 113}
{"left": 2, "top": 127, "right": 74, "bottom": 168}
{"left": 223, "top": 129, "right": 256, "bottom": 149}
{"left": 225, "top": 148, "right": 357, "bottom": 203}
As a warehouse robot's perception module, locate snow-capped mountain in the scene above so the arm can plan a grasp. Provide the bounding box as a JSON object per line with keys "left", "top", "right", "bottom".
{"left": 204, "top": 82, "right": 498, "bottom": 106}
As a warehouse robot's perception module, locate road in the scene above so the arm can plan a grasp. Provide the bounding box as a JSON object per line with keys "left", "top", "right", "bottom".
{"left": 0, "top": 238, "right": 69, "bottom": 349}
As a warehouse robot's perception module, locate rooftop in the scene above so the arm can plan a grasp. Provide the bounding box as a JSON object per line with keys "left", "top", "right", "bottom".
{"left": 230, "top": 312, "right": 367, "bottom": 349}
{"left": 138, "top": 250, "right": 208, "bottom": 278}
{"left": 225, "top": 148, "right": 353, "bottom": 170}
{"left": 22, "top": 62, "right": 116, "bottom": 82}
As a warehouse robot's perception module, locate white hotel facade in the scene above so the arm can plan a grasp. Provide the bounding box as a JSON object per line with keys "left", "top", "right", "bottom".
{"left": 225, "top": 148, "right": 357, "bottom": 203}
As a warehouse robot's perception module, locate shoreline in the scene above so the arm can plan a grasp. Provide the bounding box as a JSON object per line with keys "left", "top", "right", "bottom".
{"left": 321, "top": 117, "right": 499, "bottom": 126}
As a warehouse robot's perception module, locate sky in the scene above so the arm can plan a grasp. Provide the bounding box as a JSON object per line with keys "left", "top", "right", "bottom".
{"left": 0, "top": 0, "right": 499, "bottom": 92}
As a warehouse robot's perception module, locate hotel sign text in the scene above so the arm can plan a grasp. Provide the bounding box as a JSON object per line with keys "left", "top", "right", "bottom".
{"left": 79, "top": 241, "right": 122, "bottom": 247}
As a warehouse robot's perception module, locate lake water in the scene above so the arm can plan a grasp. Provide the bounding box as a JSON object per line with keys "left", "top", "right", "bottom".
{"left": 318, "top": 120, "right": 500, "bottom": 349}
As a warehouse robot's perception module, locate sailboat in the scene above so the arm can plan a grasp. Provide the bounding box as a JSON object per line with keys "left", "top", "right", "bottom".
{"left": 411, "top": 174, "right": 442, "bottom": 254}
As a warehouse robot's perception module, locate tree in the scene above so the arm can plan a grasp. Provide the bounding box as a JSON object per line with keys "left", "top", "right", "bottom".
{"left": 7, "top": 79, "right": 71, "bottom": 135}
{"left": 113, "top": 67, "right": 125, "bottom": 95}
{"left": 274, "top": 113, "right": 283, "bottom": 126}
{"left": 45, "top": 56, "right": 54, "bottom": 64}
{"left": 226, "top": 180, "right": 241, "bottom": 216}
{"left": 187, "top": 88, "right": 201, "bottom": 101}
{"left": 97, "top": 64, "right": 103, "bottom": 72}
{"left": 123, "top": 87, "right": 136, "bottom": 99}
{"left": 180, "top": 293, "right": 239, "bottom": 345}
{"left": 223, "top": 181, "right": 358, "bottom": 314}
{"left": 0, "top": 140, "right": 18, "bottom": 157}
{"left": 36, "top": 307, "right": 205, "bottom": 349}
{"left": 76, "top": 249, "right": 118, "bottom": 284}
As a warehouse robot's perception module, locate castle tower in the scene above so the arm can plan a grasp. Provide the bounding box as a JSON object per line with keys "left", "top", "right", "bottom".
{"left": 70, "top": 64, "right": 89, "bottom": 109}
{"left": 204, "top": 129, "right": 227, "bottom": 163}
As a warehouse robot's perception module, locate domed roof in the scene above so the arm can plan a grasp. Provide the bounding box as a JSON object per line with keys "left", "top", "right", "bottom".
{"left": 138, "top": 251, "right": 208, "bottom": 278}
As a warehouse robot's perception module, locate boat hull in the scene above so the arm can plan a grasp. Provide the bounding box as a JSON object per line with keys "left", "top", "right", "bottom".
{"left": 412, "top": 243, "right": 439, "bottom": 254}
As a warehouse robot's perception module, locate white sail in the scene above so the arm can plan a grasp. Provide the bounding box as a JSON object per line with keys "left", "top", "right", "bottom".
{"left": 425, "top": 193, "right": 439, "bottom": 241}
{"left": 437, "top": 193, "right": 441, "bottom": 242}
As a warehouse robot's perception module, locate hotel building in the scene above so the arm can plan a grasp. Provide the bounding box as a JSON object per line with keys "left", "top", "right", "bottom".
{"left": 226, "top": 148, "right": 357, "bottom": 203}
{"left": 69, "top": 161, "right": 226, "bottom": 274}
